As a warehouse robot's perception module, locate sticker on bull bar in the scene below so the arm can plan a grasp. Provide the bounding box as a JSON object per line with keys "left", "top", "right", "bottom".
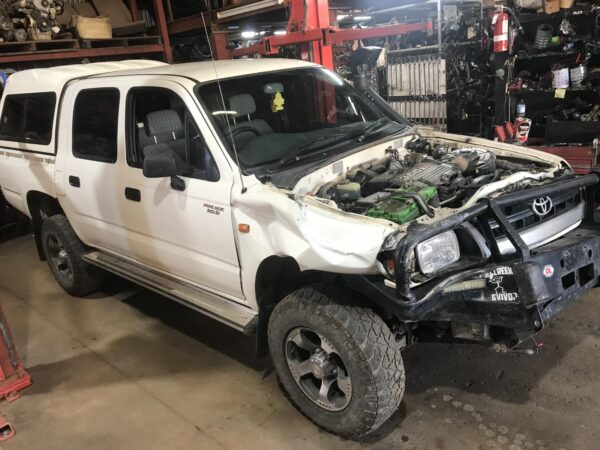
{"left": 484, "top": 266, "right": 519, "bottom": 302}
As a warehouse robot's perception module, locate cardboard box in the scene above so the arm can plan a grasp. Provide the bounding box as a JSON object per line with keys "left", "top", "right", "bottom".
{"left": 544, "top": 0, "right": 560, "bottom": 13}
{"left": 71, "top": 16, "right": 112, "bottom": 39}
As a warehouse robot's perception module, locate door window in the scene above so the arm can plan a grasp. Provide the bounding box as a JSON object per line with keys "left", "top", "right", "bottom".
{"left": 0, "top": 92, "right": 56, "bottom": 145}
{"left": 126, "top": 87, "right": 219, "bottom": 182}
{"left": 72, "top": 89, "right": 120, "bottom": 163}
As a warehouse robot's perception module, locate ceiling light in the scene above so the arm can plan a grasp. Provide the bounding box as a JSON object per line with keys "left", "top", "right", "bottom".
{"left": 273, "top": 30, "right": 287, "bottom": 36}
{"left": 353, "top": 16, "right": 372, "bottom": 21}
{"left": 217, "top": 0, "right": 285, "bottom": 20}
{"left": 241, "top": 31, "right": 258, "bottom": 39}
{"left": 336, "top": 14, "right": 349, "bottom": 21}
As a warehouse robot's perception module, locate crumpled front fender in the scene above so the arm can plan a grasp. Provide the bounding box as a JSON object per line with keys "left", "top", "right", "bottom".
{"left": 236, "top": 188, "right": 395, "bottom": 272}
{"left": 233, "top": 186, "right": 396, "bottom": 307}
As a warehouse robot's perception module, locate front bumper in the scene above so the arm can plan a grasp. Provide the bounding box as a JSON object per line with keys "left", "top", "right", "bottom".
{"left": 345, "top": 172, "right": 600, "bottom": 344}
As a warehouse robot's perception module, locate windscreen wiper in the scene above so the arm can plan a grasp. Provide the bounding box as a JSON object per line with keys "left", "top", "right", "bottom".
{"left": 356, "top": 118, "right": 398, "bottom": 142}
{"left": 278, "top": 133, "right": 349, "bottom": 165}
{"left": 277, "top": 119, "right": 402, "bottom": 167}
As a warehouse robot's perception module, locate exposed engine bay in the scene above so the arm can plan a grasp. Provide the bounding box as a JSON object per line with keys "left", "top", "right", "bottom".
{"left": 315, "top": 136, "right": 560, "bottom": 225}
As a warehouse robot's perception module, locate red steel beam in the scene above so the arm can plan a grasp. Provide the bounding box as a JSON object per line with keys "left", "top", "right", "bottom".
{"left": 167, "top": 14, "right": 207, "bottom": 35}
{"left": 324, "top": 21, "right": 433, "bottom": 45}
{"left": 229, "top": 22, "right": 433, "bottom": 61}
{"left": 230, "top": 28, "right": 323, "bottom": 58}
{"left": 0, "top": 45, "right": 165, "bottom": 64}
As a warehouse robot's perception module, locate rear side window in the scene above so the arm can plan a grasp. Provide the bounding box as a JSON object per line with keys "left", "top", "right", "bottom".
{"left": 73, "top": 89, "right": 120, "bottom": 163}
{"left": 0, "top": 92, "right": 56, "bottom": 145}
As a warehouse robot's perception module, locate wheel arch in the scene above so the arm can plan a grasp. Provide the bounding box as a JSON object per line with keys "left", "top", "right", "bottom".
{"left": 254, "top": 255, "right": 309, "bottom": 356}
{"left": 253, "top": 256, "right": 397, "bottom": 356}
{"left": 26, "top": 191, "right": 64, "bottom": 260}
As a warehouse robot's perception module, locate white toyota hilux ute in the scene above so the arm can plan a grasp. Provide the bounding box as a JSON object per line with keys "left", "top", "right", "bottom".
{"left": 1, "top": 59, "right": 599, "bottom": 437}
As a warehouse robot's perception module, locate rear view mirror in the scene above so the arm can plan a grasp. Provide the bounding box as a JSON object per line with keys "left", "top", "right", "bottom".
{"left": 143, "top": 147, "right": 179, "bottom": 178}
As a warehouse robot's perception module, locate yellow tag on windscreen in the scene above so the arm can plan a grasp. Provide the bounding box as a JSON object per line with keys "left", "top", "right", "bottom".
{"left": 272, "top": 91, "right": 285, "bottom": 112}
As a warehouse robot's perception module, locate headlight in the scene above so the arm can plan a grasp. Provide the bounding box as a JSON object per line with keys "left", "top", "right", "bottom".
{"left": 416, "top": 231, "right": 460, "bottom": 275}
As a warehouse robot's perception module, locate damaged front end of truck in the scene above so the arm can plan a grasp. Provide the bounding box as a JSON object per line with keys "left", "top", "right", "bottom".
{"left": 257, "top": 132, "right": 600, "bottom": 351}
{"left": 200, "top": 64, "right": 600, "bottom": 350}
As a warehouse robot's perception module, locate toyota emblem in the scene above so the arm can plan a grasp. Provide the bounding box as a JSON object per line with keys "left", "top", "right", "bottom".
{"left": 532, "top": 196, "right": 553, "bottom": 217}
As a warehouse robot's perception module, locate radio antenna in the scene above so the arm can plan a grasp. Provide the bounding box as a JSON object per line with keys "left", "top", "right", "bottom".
{"left": 201, "top": 12, "right": 247, "bottom": 194}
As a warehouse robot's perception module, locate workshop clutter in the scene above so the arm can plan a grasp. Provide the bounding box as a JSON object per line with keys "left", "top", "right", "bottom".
{"left": 501, "top": 0, "right": 600, "bottom": 149}
{"left": 534, "top": 23, "right": 553, "bottom": 48}
{"left": 552, "top": 66, "right": 570, "bottom": 88}
{"left": 0, "top": 0, "right": 63, "bottom": 42}
{"left": 0, "top": 0, "right": 148, "bottom": 43}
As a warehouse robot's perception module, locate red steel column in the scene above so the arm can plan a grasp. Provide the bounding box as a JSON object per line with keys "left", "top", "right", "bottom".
{"left": 211, "top": 31, "right": 231, "bottom": 60}
{"left": 153, "top": 0, "right": 173, "bottom": 63}
{"left": 310, "top": 0, "right": 333, "bottom": 69}
{"left": 288, "top": 0, "right": 333, "bottom": 69}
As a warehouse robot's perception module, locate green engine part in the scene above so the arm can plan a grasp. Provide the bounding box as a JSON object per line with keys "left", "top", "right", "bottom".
{"left": 366, "top": 185, "right": 437, "bottom": 224}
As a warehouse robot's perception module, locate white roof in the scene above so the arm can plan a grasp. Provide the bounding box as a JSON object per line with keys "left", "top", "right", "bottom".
{"left": 5, "top": 58, "right": 317, "bottom": 94}
{"left": 6, "top": 60, "right": 166, "bottom": 94}
{"left": 93, "top": 58, "right": 318, "bottom": 83}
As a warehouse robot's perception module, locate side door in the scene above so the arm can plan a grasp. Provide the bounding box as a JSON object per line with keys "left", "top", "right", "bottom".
{"left": 118, "top": 79, "right": 243, "bottom": 300}
{"left": 58, "top": 81, "right": 132, "bottom": 256}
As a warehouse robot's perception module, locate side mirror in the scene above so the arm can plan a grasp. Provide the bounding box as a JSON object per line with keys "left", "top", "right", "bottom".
{"left": 143, "top": 147, "right": 180, "bottom": 178}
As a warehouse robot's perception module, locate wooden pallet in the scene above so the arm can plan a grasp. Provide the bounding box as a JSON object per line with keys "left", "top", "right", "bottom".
{"left": 0, "top": 39, "right": 80, "bottom": 55}
{"left": 79, "top": 35, "right": 162, "bottom": 49}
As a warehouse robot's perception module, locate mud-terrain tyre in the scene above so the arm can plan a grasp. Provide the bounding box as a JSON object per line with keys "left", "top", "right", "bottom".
{"left": 41, "top": 215, "right": 104, "bottom": 296}
{"left": 268, "top": 283, "right": 405, "bottom": 438}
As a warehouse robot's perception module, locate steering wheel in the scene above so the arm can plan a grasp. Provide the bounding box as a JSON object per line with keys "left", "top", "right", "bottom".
{"left": 226, "top": 126, "right": 260, "bottom": 143}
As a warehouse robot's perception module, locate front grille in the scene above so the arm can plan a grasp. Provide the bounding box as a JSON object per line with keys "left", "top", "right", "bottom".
{"left": 489, "top": 189, "right": 582, "bottom": 238}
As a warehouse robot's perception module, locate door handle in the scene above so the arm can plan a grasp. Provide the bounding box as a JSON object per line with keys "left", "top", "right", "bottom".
{"left": 69, "top": 176, "right": 80, "bottom": 188}
{"left": 125, "top": 187, "right": 141, "bottom": 202}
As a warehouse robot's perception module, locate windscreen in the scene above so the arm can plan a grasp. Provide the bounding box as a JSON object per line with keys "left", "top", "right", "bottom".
{"left": 196, "top": 67, "right": 406, "bottom": 173}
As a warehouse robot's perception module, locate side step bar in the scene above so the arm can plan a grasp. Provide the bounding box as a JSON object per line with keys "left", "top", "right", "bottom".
{"left": 82, "top": 251, "right": 258, "bottom": 334}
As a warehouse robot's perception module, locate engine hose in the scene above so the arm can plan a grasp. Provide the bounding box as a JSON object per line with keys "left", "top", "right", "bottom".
{"left": 496, "top": 159, "right": 532, "bottom": 171}
{"left": 402, "top": 192, "right": 435, "bottom": 218}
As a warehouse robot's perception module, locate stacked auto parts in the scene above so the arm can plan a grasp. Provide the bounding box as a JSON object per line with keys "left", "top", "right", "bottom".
{"left": 0, "top": 0, "right": 63, "bottom": 42}
{"left": 378, "top": 0, "right": 490, "bottom": 135}
{"left": 386, "top": 54, "right": 447, "bottom": 130}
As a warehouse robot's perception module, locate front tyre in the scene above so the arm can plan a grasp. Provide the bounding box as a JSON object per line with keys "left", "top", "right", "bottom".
{"left": 41, "top": 215, "right": 104, "bottom": 296}
{"left": 268, "top": 284, "right": 405, "bottom": 438}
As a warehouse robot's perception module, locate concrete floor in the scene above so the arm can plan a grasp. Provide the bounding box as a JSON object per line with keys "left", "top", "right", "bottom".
{"left": 1, "top": 236, "right": 600, "bottom": 450}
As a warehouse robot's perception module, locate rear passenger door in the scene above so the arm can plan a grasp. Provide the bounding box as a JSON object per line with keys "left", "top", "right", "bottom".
{"left": 58, "top": 81, "right": 131, "bottom": 256}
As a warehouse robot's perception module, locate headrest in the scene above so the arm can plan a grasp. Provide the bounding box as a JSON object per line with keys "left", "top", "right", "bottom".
{"left": 229, "top": 94, "right": 256, "bottom": 117}
{"left": 145, "top": 110, "right": 182, "bottom": 136}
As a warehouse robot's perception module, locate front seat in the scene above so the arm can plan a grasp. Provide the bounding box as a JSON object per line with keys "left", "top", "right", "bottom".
{"left": 143, "top": 109, "right": 187, "bottom": 162}
{"left": 228, "top": 94, "right": 272, "bottom": 148}
{"left": 143, "top": 109, "right": 219, "bottom": 181}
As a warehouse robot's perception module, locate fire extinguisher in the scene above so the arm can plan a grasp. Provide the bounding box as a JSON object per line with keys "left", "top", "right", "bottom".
{"left": 492, "top": 8, "right": 509, "bottom": 53}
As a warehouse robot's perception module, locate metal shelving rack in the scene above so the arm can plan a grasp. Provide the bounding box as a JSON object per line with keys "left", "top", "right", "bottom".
{"left": 381, "top": 0, "right": 487, "bottom": 134}
{"left": 0, "top": 0, "right": 173, "bottom": 66}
